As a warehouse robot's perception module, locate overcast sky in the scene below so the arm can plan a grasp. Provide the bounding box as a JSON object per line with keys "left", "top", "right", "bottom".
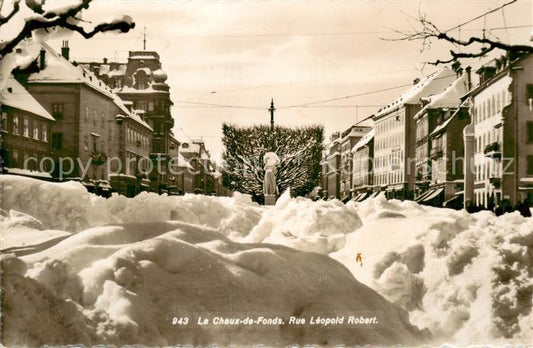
{"left": 3, "top": 0, "right": 532, "bottom": 161}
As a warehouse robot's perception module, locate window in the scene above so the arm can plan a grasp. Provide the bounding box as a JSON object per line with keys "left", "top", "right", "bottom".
{"left": 528, "top": 122, "right": 533, "bottom": 143}
{"left": 42, "top": 126, "right": 48, "bottom": 142}
{"left": 52, "top": 133, "right": 63, "bottom": 149}
{"left": 101, "top": 112, "right": 105, "bottom": 126}
{"left": 33, "top": 121, "right": 40, "bottom": 139}
{"left": 527, "top": 155, "right": 533, "bottom": 175}
{"left": 93, "top": 110, "right": 97, "bottom": 125}
{"left": 13, "top": 115, "right": 19, "bottom": 134}
{"left": 527, "top": 84, "right": 533, "bottom": 111}
{"left": 1, "top": 112, "right": 7, "bottom": 132}
{"left": 85, "top": 107, "right": 89, "bottom": 121}
{"left": 52, "top": 104, "right": 64, "bottom": 119}
{"left": 136, "top": 100, "right": 147, "bottom": 111}
{"left": 23, "top": 117, "right": 29, "bottom": 137}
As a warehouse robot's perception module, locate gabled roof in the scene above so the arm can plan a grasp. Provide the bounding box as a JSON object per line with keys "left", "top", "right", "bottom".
{"left": 426, "top": 74, "right": 468, "bottom": 109}
{"left": 429, "top": 99, "right": 470, "bottom": 137}
{"left": 113, "top": 96, "right": 152, "bottom": 131}
{"left": 374, "top": 68, "right": 456, "bottom": 119}
{"left": 1, "top": 76, "right": 54, "bottom": 121}
{"left": 29, "top": 42, "right": 116, "bottom": 98}
{"left": 28, "top": 43, "right": 151, "bottom": 131}
{"left": 414, "top": 74, "right": 468, "bottom": 120}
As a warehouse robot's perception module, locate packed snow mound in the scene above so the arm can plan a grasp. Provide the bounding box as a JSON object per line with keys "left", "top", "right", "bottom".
{"left": 0, "top": 175, "right": 262, "bottom": 237}
{"left": 332, "top": 198, "right": 533, "bottom": 346}
{"left": 2, "top": 175, "right": 532, "bottom": 346}
{"left": 2, "top": 222, "right": 425, "bottom": 346}
{"left": 0, "top": 209, "right": 72, "bottom": 251}
{"left": 245, "top": 196, "right": 362, "bottom": 254}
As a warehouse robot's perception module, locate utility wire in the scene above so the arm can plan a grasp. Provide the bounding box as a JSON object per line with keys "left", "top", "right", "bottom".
{"left": 444, "top": 0, "right": 517, "bottom": 33}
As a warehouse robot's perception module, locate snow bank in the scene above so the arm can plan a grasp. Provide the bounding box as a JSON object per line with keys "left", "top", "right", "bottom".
{"left": 0, "top": 175, "right": 262, "bottom": 237}
{"left": 2, "top": 222, "right": 425, "bottom": 346}
{"left": 2, "top": 175, "right": 532, "bottom": 346}
{"left": 245, "top": 193, "right": 362, "bottom": 254}
{"left": 333, "top": 198, "right": 533, "bottom": 346}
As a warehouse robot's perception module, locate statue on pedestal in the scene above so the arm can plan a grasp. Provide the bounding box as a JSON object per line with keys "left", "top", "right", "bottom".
{"left": 263, "top": 152, "right": 280, "bottom": 205}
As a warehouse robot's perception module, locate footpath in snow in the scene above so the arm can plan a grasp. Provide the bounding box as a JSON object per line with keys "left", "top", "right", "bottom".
{"left": 1, "top": 175, "right": 531, "bottom": 346}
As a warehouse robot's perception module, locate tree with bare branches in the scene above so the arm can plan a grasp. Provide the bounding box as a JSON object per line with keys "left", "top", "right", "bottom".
{"left": 385, "top": 0, "right": 533, "bottom": 65}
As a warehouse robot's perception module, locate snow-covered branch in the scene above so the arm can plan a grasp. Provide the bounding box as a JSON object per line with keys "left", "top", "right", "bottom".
{"left": 0, "top": 0, "right": 135, "bottom": 58}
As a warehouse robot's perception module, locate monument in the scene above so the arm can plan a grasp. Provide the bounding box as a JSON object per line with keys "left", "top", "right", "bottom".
{"left": 263, "top": 151, "right": 280, "bottom": 205}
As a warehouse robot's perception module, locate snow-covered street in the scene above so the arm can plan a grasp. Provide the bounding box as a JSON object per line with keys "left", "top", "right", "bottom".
{"left": 1, "top": 175, "right": 532, "bottom": 346}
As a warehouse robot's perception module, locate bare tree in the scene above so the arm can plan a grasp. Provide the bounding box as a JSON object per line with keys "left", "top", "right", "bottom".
{"left": 385, "top": 0, "right": 533, "bottom": 65}
{"left": 0, "top": 0, "right": 135, "bottom": 58}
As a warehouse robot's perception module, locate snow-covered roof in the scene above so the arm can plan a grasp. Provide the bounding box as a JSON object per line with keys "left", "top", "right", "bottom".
{"left": 351, "top": 129, "right": 375, "bottom": 153}
{"left": 426, "top": 74, "right": 468, "bottom": 109}
{"left": 4, "top": 167, "right": 53, "bottom": 178}
{"left": 29, "top": 43, "right": 116, "bottom": 98}
{"left": 429, "top": 99, "right": 470, "bottom": 137}
{"left": 95, "top": 64, "right": 127, "bottom": 77}
{"left": 374, "top": 68, "right": 456, "bottom": 119}
{"left": 113, "top": 96, "right": 152, "bottom": 131}
{"left": 180, "top": 142, "right": 201, "bottom": 153}
{"left": 413, "top": 74, "right": 468, "bottom": 121}
{"left": 175, "top": 152, "right": 194, "bottom": 169}
{"left": 118, "top": 85, "right": 168, "bottom": 94}
{"left": 1, "top": 76, "right": 54, "bottom": 121}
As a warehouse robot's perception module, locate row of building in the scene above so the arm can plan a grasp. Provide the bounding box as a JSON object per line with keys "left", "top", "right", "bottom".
{"left": 1, "top": 41, "right": 231, "bottom": 197}
{"left": 322, "top": 53, "right": 533, "bottom": 209}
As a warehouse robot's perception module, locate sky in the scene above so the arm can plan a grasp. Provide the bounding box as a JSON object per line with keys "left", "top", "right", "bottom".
{"left": 2, "top": 0, "right": 532, "bottom": 161}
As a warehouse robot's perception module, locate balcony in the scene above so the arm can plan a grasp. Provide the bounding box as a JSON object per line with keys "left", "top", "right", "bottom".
{"left": 430, "top": 147, "right": 444, "bottom": 159}
{"left": 489, "top": 176, "right": 502, "bottom": 189}
{"left": 91, "top": 151, "right": 107, "bottom": 166}
{"left": 484, "top": 142, "right": 501, "bottom": 160}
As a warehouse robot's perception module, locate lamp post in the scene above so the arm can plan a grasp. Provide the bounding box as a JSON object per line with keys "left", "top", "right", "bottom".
{"left": 268, "top": 98, "right": 275, "bottom": 150}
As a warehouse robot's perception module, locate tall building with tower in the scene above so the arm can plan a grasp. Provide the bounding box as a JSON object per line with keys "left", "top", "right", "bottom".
{"left": 79, "top": 41, "right": 174, "bottom": 192}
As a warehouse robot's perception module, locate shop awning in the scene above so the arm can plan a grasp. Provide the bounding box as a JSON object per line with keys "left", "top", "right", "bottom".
{"left": 351, "top": 193, "right": 363, "bottom": 202}
{"left": 415, "top": 189, "right": 435, "bottom": 202}
{"left": 443, "top": 193, "right": 463, "bottom": 209}
{"left": 423, "top": 188, "right": 444, "bottom": 202}
{"left": 357, "top": 192, "right": 371, "bottom": 202}
{"left": 368, "top": 191, "right": 380, "bottom": 199}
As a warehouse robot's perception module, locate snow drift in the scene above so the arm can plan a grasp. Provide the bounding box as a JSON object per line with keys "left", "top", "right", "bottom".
{"left": 1, "top": 176, "right": 424, "bottom": 346}
{"left": 1, "top": 175, "right": 532, "bottom": 346}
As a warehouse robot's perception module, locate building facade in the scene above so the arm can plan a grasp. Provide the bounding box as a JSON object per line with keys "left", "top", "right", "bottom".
{"left": 339, "top": 124, "right": 372, "bottom": 201}
{"left": 80, "top": 50, "right": 174, "bottom": 192}
{"left": 413, "top": 73, "right": 470, "bottom": 206}
{"left": 351, "top": 128, "right": 374, "bottom": 201}
{"left": 467, "top": 53, "right": 533, "bottom": 208}
{"left": 324, "top": 132, "right": 341, "bottom": 199}
{"left": 24, "top": 43, "right": 153, "bottom": 196}
{"left": 1, "top": 76, "right": 55, "bottom": 178}
{"left": 372, "top": 68, "right": 456, "bottom": 199}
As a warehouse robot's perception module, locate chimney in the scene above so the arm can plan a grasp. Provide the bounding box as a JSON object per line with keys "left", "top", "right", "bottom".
{"left": 413, "top": 78, "right": 420, "bottom": 85}
{"left": 61, "top": 40, "right": 70, "bottom": 60}
{"left": 465, "top": 66, "right": 472, "bottom": 91}
{"left": 103, "top": 57, "right": 108, "bottom": 64}
{"left": 452, "top": 61, "right": 462, "bottom": 77}
{"left": 39, "top": 49, "right": 46, "bottom": 69}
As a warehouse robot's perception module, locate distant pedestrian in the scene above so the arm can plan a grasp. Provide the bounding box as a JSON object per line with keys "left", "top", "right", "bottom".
{"left": 516, "top": 199, "right": 532, "bottom": 217}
